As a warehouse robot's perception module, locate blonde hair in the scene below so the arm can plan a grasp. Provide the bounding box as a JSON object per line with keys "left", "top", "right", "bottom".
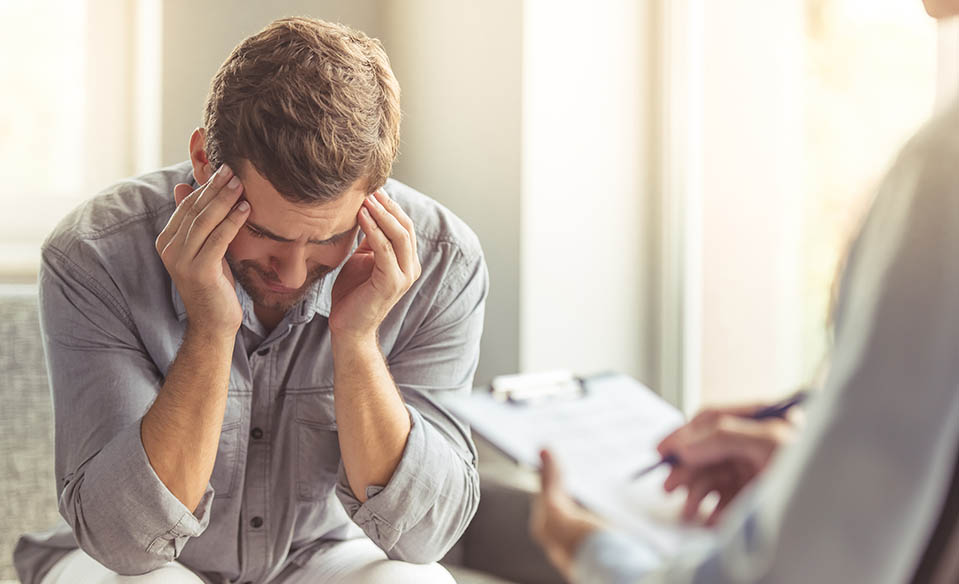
{"left": 202, "top": 17, "right": 401, "bottom": 202}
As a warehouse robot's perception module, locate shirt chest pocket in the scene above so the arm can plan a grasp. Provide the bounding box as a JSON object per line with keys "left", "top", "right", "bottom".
{"left": 210, "top": 395, "right": 244, "bottom": 499}
{"left": 294, "top": 388, "right": 341, "bottom": 501}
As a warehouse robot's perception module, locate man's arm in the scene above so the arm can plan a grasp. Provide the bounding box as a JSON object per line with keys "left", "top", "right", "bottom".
{"left": 143, "top": 164, "right": 249, "bottom": 512}
{"left": 328, "top": 190, "right": 421, "bottom": 499}
{"left": 329, "top": 189, "right": 487, "bottom": 563}
{"left": 45, "top": 165, "right": 251, "bottom": 575}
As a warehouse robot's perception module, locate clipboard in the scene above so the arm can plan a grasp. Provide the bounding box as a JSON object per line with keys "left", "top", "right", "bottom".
{"left": 440, "top": 371, "right": 715, "bottom": 558}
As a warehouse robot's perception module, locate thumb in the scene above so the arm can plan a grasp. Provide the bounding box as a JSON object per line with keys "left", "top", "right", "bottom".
{"left": 356, "top": 232, "right": 373, "bottom": 252}
{"left": 221, "top": 257, "right": 236, "bottom": 288}
{"left": 539, "top": 449, "right": 563, "bottom": 496}
{"left": 174, "top": 183, "right": 193, "bottom": 206}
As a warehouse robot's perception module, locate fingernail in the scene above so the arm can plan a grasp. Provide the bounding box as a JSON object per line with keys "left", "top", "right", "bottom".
{"left": 221, "top": 164, "right": 232, "bottom": 177}
{"left": 236, "top": 201, "right": 249, "bottom": 212}
{"left": 360, "top": 207, "right": 371, "bottom": 218}
{"left": 227, "top": 176, "right": 241, "bottom": 190}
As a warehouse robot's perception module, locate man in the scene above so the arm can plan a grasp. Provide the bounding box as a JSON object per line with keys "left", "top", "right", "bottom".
{"left": 14, "top": 17, "right": 486, "bottom": 584}
{"left": 529, "top": 1, "right": 959, "bottom": 582}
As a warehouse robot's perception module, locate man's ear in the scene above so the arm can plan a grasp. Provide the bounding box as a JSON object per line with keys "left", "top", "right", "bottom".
{"left": 189, "top": 128, "right": 213, "bottom": 184}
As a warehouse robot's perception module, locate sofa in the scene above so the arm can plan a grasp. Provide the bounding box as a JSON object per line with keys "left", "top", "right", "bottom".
{"left": 0, "top": 284, "right": 563, "bottom": 584}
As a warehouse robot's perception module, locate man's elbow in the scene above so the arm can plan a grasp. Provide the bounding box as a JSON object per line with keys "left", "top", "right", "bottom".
{"left": 389, "top": 465, "right": 481, "bottom": 564}
{"left": 59, "top": 487, "right": 187, "bottom": 576}
{"left": 72, "top": 535, "right": 180, "bottom": 577}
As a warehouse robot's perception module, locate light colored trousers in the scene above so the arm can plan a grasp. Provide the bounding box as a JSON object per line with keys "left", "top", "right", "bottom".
{"left": 40, "top": 538, "right": 455, "bottom": 584}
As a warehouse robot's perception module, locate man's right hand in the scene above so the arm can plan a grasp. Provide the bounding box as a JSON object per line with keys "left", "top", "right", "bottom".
{"left": 155, "top": 164, "right": 250, "bottom": 337}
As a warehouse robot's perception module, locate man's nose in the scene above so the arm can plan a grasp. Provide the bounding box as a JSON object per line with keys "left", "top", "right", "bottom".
{"left": 270, "top": 247, "right": 308, "bottom": 289}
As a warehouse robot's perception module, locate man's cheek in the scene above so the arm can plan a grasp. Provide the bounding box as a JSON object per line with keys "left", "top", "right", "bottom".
{"left": 228, "top": 232, "right": 260, "bottom": 258}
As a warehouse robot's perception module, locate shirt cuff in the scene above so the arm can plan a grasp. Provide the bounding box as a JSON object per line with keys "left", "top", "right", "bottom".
{"left": 94, "top": 421, "right": 214, "bottom": 552}
{"left": 335, "top": 406, "right": 453, "bottom": 551}
{"left": 572, "top": 529, "right": 663, "bottom": 584}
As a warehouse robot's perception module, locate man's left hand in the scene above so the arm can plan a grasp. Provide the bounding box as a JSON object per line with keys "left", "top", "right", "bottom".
{"left": 330, "top": 189, "right": 421, "bottom": 342}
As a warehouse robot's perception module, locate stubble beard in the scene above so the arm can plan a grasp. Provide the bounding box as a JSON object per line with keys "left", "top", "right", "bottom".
{"left": 225, "top": 252, "right": 334, "bottom": 314}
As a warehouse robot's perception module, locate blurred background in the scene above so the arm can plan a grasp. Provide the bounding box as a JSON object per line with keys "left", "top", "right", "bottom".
{"left": 0, "top": 0, "right": 951, "bottom": 414}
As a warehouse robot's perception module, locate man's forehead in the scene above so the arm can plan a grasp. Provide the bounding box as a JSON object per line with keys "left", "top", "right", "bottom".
{"left": 236, "top": 163, "right": 366, "bottom": 242}
{"left": 245, "top": 197, "right": 361, "bottom": 242}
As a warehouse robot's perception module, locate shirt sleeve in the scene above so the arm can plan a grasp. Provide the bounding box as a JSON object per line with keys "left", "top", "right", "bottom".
{"left": 39, "top": 244, "right": 215, "bottom": 575}
{"left": 335, "top": 244, "right": 488, "bottom": 563}
{"left": 571, "top": 122, "right": 959, "bottom": 584}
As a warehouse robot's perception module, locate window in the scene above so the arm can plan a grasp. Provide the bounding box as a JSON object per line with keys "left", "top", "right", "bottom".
{"left": 674, "top": 0, "right": 941, "bottom": 410}
{"left": 0, "top": 0, "right": 159, "bottom": 281}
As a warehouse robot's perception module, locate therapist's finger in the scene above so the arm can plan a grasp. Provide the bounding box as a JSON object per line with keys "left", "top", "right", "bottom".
{"left": 657, "top": 402, "right": 780, "bottom": 457}
{"left": 680, "top": 416, "right": 791, "bottom": 468}
{"left": 663, "top": 465, "right": 692, "bottom": 492}
{"left": 706, "top": 482, "right": 738, "bottom": 526}
{"left": 539, "top": 449, "right": 564, "bottom": 498}
{"left": 704, "top": 461, "right": 752, "bottom": 526}
{"left": 681, "top": 475, "right": 714, "bottom": 522}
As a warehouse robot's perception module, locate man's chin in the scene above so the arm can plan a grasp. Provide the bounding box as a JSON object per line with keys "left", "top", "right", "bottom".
{"left": 247, "top": 285, "right": 307, "bottom": 313}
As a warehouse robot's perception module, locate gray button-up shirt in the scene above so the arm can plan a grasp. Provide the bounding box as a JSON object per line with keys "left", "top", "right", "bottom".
{"left": 13, "top": 161, "right": 488, "bottom": 584}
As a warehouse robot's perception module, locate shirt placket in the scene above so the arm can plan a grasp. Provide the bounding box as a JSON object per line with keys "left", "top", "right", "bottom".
{"left": 238, "top": 318, "right": 294, "bottom": 583}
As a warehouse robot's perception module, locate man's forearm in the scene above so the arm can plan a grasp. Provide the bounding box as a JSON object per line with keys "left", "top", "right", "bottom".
{"left": 332, "top": 334, "right": 412, "bottom": 502}
{"left": 141, "top": 326, "right": 235, "bottom": 512}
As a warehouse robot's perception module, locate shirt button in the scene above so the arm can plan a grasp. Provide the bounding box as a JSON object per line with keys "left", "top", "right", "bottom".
{"left": 250, "top": 516, "right": 263, "bottom": 528}
{"left": 257, "top": 347, "right": 270, "bottom": 356}
{"left": 251, "top": 427, "right": 264, "bottom": 440}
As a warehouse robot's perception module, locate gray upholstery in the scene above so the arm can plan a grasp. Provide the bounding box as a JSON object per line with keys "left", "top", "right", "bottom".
{"left": 0, "top": 285, "right": 561, "bottom": 584}
{"left": 1, "top": 287, "right": 60, "bottom": 583}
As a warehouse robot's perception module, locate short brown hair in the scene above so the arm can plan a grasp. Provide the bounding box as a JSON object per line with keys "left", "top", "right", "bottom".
{"left": 202, "top": 17, "right": 401, "bottom": 203}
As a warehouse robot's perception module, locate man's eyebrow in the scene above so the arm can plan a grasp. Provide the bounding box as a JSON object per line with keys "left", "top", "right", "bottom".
{"left": 246, "top": 220, "right": 357, "bottom": 245}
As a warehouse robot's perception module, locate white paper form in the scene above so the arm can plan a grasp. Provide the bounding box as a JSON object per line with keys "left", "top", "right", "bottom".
{"left": 440, "top": 373, "right": 715, "bottom": 558}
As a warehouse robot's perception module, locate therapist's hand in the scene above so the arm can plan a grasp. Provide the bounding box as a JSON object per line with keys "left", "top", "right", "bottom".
{"left": 656, "top": 404, "right": 800, "bottom": 525}
{"left": 530, "top": 450, "right": 606, "bottom": 582}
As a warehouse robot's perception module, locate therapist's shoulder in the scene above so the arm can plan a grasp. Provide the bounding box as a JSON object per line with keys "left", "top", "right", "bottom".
{"left": 885, "top": 100, "right": 959, "bottom": 203}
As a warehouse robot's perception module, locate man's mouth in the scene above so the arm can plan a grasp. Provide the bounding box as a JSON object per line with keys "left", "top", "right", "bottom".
{"left": 259, "top": 272, "right": 298, "bottom": 294}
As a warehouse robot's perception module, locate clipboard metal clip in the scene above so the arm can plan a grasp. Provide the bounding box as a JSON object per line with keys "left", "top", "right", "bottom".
{"left": 489, "top": 370, "right": 587, "bottom": 405}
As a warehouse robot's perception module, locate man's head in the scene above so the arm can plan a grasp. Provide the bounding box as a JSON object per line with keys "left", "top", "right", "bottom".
{"left": 187, "top": 17, "right": 401, "bottom": 316}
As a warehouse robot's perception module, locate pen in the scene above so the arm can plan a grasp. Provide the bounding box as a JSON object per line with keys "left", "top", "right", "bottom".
{"left": 630, "top": 388, "right": 810, "bottom": 481}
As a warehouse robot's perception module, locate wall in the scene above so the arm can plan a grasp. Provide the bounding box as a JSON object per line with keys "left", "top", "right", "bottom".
{"left": 380, "top": 0, "right": 523, "bottom": 386}
{"left": 520, "top": 0, "right": 659, "bottom": 386}
{"left": 699, "top": 0, "right": 805, "bottom": 405}
{"left": 160, "top": 0, "right": 383, "bottom": 166}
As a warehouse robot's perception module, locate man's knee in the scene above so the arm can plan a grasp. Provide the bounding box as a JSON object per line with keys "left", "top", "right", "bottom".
{"left": 346, "top": 560, "right": 456, "bottom": 584}
{"left": 113, "top": 563, "right": 206, "bottom": 584}
{"left": 42, "top": 548, "right": 205, "bottom": 584}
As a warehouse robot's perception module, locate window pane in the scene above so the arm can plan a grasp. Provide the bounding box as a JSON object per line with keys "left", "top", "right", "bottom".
{"left": 0, "top": 1, "right": 87, "bottom": 272}
{"left": 800, "top": 0, "right": 937, "bottom": 381}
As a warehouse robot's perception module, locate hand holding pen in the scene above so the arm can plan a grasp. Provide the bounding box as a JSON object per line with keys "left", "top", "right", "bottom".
{"left": 634, "top": 390, "right": 808, "bottom": 525}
